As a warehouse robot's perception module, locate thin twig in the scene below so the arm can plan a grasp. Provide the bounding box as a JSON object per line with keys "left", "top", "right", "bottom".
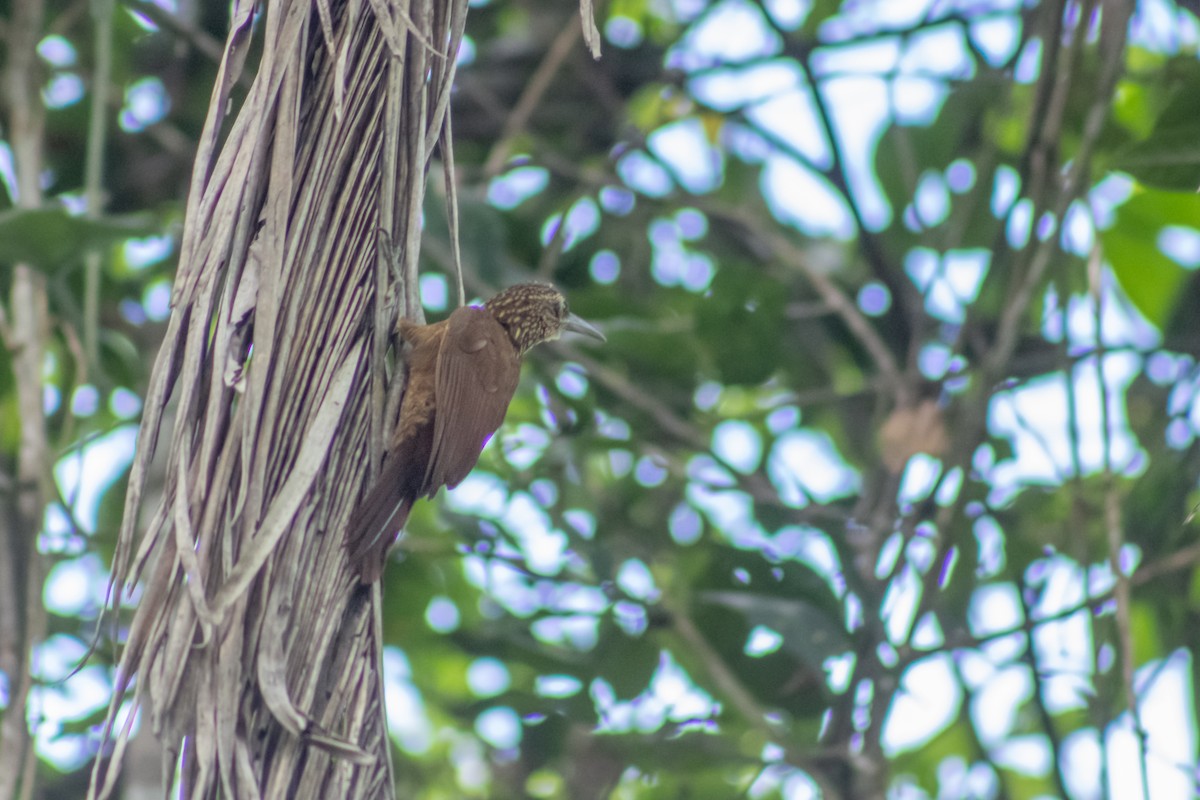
{"left": 126, "top": 0, "right": 231, "bottom": 67}
{"left": 483, "top": 18, "right": 581, "bottom": 179}
{"left": 664, "top": 596, "right": 842, "bottom": 799}
{"left": 985, "top": 0, "right": 1133, "bottom": 380}
{"left": 1132, "top": 540, "right": 1200, "bottom": 585}
{"left": 440, "top": 109, "right": 466, "bottom": 308}
{"left": 1017, "top": 580, "right": 1072, "bottom": 799}
{"left": 1094, "top": 241, "right": 1150, "bottom": 799}
{"left": 700, "top": 200, "right": 907, "bottom": 403}
{"left": 84, "top": 0, "right": 114, "bottom": 370}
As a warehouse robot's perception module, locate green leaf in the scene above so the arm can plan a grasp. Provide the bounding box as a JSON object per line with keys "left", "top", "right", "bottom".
{"left": 1113, "top": 124, "right": 1200, "bottom": 191}
{"left": 598, "top": 621, "right": 662, "bottom": 698}
{"left": 1101, "top": 189, "right": 1200, "bottom": 326}
{"left": 800, "top": 0, "right": 845, "bottom": 36}
{"left": 693, "top": 545, "right": 849, "bottom": 669}
{"left": 0, "top": 208, "right": 160, "bottom": 272}
{"left": 695, "top": 267, "right": 785, "bottom": 386}
{"left": 699, "top": 590, "right": 850, "bottom": 668}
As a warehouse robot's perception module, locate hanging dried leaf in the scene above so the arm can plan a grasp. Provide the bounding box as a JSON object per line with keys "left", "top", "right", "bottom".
{"left": 878, "top": 398, "right": 949, "bottom": 475}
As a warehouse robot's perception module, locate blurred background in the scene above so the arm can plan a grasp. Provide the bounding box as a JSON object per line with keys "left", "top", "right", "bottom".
{"left": 4, "top": 0, "right": 1200, "bottom": 797}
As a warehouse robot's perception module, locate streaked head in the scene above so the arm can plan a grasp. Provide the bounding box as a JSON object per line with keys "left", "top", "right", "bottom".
{"left": 485, "top": 283, "right": 605, "bottom": 354}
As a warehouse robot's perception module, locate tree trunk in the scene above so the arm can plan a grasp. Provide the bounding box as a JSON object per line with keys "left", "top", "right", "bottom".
{"left": 0, "top": 0, "right": 51, "bottom": 797}
{"left": 89, "top": 2, "right": 468, "bottom": 797}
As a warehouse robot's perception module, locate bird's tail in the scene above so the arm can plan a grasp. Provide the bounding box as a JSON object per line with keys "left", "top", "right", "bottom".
{"left": 345, "top": 493, "right": 414, "bottom": 584}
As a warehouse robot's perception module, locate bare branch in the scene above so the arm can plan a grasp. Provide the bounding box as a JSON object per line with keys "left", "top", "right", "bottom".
{"left": 483, "top": 18, "right": 582, "bottom": 179}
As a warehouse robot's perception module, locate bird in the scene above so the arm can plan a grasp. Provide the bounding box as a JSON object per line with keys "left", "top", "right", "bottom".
{"left": 345, "top": 282, "right": 605, "bottom": 583}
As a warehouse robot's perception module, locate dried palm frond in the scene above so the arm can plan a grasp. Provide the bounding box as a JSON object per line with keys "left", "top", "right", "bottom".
{"left": 87, "top": 1, "right": 469, "bottom": 797}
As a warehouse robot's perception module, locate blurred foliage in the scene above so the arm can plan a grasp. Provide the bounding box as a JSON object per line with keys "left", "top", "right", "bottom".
{"left": 8, "top": 1, "right": 1200, "bottom": 799}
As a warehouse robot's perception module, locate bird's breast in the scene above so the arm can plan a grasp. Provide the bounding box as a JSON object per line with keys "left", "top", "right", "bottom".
{"left": 391, "top": 325, "right": 445, "bottom": 449}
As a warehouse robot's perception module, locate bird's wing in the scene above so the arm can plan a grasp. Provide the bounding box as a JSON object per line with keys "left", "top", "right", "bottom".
{"left": 424, "top": 306, "right": 521, "bottom": 492}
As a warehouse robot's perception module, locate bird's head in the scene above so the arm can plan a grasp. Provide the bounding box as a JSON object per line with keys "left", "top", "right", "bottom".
{"left": 484, "top": 283, "right": 605, "bottom": 355}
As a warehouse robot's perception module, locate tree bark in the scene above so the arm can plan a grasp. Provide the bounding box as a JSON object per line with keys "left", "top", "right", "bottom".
{"left": 0, "top": 1, "right": 51, "bottom": 797}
